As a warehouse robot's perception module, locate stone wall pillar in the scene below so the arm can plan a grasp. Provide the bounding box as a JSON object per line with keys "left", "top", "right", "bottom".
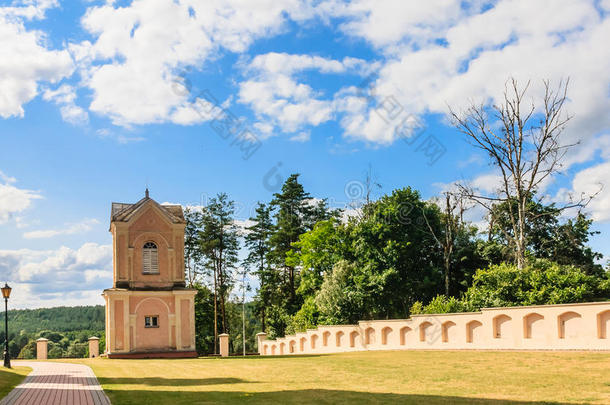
{"left": 36, "top": 338, "right": 48, "bottom": 360}
{"left": 256, "top": 332, "right": 267, "bottom": 355}
{"left": 219, "top": 333, "right": 229, "bottom": 357}
{"left": 89, "top": 336, "right": 100, "bottom": 358}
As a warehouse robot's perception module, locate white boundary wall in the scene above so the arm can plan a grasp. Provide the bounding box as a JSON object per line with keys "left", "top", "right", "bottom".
{"left": 259, "top": 301, "right": 610, "bottom": 355}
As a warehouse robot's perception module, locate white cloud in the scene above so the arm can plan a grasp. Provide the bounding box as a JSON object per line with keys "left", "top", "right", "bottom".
{"left": 42, "top": 85, "right": 89, "bottom": 125}
{"left": 0, "top": 242, "right": 112, "bottom": 309}
{"left": 0, "top": 171, "right": 17, "bottom": 185}
{"left": 0, "top": 172, "right": 42, "bottom": 224}
{"left": 290, "top": 131, "right": 311, "bottom": 142}
{"left": 340, "top": 206, "right": 361, "bottom": 223}
{"left": 0, "top": 0, "right": 59, "bottom": 20}
{"left": 23, "top": 218, "right": 100, "bottom": 239}
{"left": 233, "top": 219, "right": 255, "bottom": 236}
{"left": 238, "top": 52, "right": 372, "bottom": 137}
{"left": 316, "top": 0, "right": 610, "bottom": 221}
{"left": 95, "top": 128, "right": 145, "bottom": 144}
{"left": 561, "top": 162, "right": 610, "bottom": 222}
{"left": 78, "top": 0, "right": 317, "bottom": 126}
{"left": 328, "top": 0, "right": 468, "bottom": 50}
{"left": 331, "top": 0, "right": 610, "bottom": 154}
{"left": 457, "top": 154, "right": 485, "bottom": 168}
{"left": 471, "top": 173, "right": 504, "bottom": 195}
{"left": 253, "top": 122, "right": 274, "bottom": 138}
{"left": 0, "top": 1, "right": 73, "bottom": 118}
{"left": 245, "top": 53, "right": 370, "bottom": 75}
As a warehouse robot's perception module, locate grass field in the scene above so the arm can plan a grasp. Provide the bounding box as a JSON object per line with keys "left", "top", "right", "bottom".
{"left": 63, "top": 350, "right": 610, "bottom": 404}
{"left": 0, "top": 366, "right": 31, "bottom": 400}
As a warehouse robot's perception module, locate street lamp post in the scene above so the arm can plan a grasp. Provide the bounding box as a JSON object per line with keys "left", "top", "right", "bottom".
{"left": 1, "top": 283, "right": 11, "bottom": 368}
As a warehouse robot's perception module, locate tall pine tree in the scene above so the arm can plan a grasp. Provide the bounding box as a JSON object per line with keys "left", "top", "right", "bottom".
{"left": 243, "top": 202, "right": 274, "bottom": 332}
{"left": 268, "top": 174, "right": 334, "bottom": 312}
{"left": 268, "top": 174, "right": 313, "bottom": 309}
{"left": 200, "top": 193, "right": 239, "bottom": 351}
{"left": 184, "top": 207, "right": 204, "bottom": 287}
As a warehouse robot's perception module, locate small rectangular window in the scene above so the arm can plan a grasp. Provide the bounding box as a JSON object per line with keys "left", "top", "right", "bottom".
{"left": 145, "top": 316, "right": 159, "bottom": 328}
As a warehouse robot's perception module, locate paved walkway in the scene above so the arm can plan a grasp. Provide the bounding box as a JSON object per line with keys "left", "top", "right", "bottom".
{"left": 0, "top": 361, "right": 110, "bottom": 405}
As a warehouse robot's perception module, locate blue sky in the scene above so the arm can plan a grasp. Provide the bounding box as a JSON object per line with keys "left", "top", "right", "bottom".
{"left": 1, "top": 0, "right": 610, "bottom": 309}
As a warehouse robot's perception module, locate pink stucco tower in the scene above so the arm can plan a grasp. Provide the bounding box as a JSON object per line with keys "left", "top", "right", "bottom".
{"left": 103, "top": 190, "right": 197, "bottom": 358}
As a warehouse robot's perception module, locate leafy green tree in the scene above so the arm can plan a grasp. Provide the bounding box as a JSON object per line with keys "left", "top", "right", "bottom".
{"left": 315, "top": 260, "right": 367, "bottom": 324}
{"left": 488, "top": 196, "right": 558, "bottom": 261}
{"left": 289, "top": 219, "right": 349, "bottom": 300}
{"left": 47, "top": 342, "right": 64, "bottom": 359}
{"left": 243, "top": 174, "right": 336, "bottom": 336}
{"left": 225, "top": 300, "right": 260, "bottom": 354}
{"left": 17, "top": 340, "right": 36, "bottom": 359}
{"left": 0, "top": 307, "right": 105, "bottom": 360}
{"left": 66, "top": 342, "right": 87, "bottom": 358}
{"left": 296, "top": 187, "right": 451, "bottom": 324}
{"left": 38, "top": 331, "right": 64, "bottom": 343}
{"left": 98, "top": 333, "right": 106, "bottom": 356}
{"left": 488, "top": 197, "right": 602, "bottom": 274}
{"left": 0, "top": 306, "right": 105, "bottom": 334}
{"left": 347, "top": 187, "right": 444, "bottom": 318}
{"left": 193, "top": 283, "right": 215, "bottom": 355}
{"left": 265, "top": 304, "right": 291, "bottom": 339}
{"left": 537, "top": 213, "right": 603, "bottom": 275}
{"left": 285, "top": 297, "right": 319, "bottom": 334}
{"left": 8, "top": 341, "right": 20, "bottom": 358}
{"left": 422, "top": 193, "right": 483, "bottom": 296}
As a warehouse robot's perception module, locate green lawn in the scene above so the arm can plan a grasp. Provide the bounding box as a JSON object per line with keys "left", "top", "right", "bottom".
{"left": 67, "top": 351, "right": 610, "bottom": 404}
{"left": 0, "top": 366, "right": 31, "bottom": 400}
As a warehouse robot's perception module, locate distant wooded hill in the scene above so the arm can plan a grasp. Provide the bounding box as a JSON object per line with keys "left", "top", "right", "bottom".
{"left": 0, "top": 305, "right": 104, "bottom": 334}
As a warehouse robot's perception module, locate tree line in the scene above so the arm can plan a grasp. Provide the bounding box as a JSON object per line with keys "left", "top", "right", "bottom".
{"left": 185, "top": 78, "right": 609, "bottom": 345}
{"left": 0, "top": 306, "right": 105, "bottom": 359}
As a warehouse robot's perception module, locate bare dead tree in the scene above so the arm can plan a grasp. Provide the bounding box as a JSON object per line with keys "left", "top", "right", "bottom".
{"left": 422, "top": 191, "right": 470, "bottom": 296}
{"left": 354, "top": 164, "right": 382, "bottom": 220}
{"left": 449, "top": 78, "right": 595, "bottom": 269}
{"left": 364, "top": 163, "right": 382, "bottom": 206}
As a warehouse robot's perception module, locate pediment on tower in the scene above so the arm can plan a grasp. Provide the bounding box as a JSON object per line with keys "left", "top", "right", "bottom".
{"left": 110, "top": 190, "right": 185, "bottom": 228}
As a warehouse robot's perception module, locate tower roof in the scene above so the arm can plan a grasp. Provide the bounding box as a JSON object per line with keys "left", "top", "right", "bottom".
{"left": 110, "top": 190, "right": 185, "bottom": 224}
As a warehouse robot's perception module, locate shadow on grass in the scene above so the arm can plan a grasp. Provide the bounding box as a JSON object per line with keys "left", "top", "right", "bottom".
{"left": 98, "top": 376, "right": 253, "bottom": 387}
{"left": 101, "top": 388, "right": 590, "bottom": 405}
{"left": 98, "top": 355, "right": 327, "bottom": 362}
{"left": 0, "top": 367, "right": 30, "bottom": 400}
{"left": 215, "top": 354, "right": 328, "bottom": 360}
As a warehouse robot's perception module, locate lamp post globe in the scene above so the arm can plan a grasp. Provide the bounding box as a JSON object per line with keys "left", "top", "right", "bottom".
{"left": 2, "top": 283, "right": 11, "bottom": 368}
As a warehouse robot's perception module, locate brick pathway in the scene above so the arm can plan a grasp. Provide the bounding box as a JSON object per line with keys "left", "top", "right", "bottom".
{"left": 0, "top": 361, "right": 110, "bottom": 405}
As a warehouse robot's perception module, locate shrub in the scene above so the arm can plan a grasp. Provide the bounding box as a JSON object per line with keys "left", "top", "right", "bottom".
{"left": 410, "top": 295, "right": 469, "bottom": 315}
{"left": 47, "top": 342, "right": 64, "bottom": 359}
{"left": 463, "top": 259, "right": 610, "bottom": 310}
{"left": 410, "top": 260, "right": 609, "bottom": 315}
{"left": 285, "top": 297, "right": 319, "bottom": 334}
{"left": 66, "top": 342, "right": 87, "bottom": 358}
{"left": 17, "top": 340, "right": 36, "bottom": 359}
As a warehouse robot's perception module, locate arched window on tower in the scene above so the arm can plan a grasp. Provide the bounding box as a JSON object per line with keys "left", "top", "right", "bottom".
{"left": 142, "top": 242, "right": 159, "bottom": 274}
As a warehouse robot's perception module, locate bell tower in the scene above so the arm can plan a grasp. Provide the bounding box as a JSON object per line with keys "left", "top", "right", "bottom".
{"left": 103, "top": 190, "right": 197, "bottom": 358}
